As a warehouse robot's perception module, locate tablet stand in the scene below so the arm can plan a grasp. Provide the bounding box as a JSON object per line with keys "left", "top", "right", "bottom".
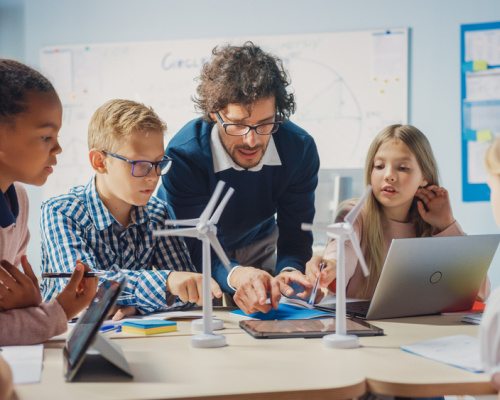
{"left": 67, "top": 333, "right": 133, "bottom": 381}
{"left": 90, "top": 332, "right": 133, "bottom": 376}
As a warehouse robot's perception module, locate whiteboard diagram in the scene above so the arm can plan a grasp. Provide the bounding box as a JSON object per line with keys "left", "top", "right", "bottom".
{"left": 40, "top": 30, "right": 408, "bottom": 201}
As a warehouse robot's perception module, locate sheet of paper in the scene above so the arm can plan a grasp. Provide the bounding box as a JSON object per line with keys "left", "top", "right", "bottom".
{"left": 466, "top": 69, "right": 500, "bottom": 101}
{"left": 0, "top": 344, "right": 44, "bottom": 384}
{"left": 467, "top": 141, "right": 490, "bottom": 183}
{"left": 40, "top": 49, "right": 73, "bottom": 93}
{"left": 401, "top": 334, "right": 482, "bottom": 373}
{"left": 465, "top": 29, "right": 500, "bottom": 65}
{"left": 370, "top": 30, "right": 407, "bottom": 80}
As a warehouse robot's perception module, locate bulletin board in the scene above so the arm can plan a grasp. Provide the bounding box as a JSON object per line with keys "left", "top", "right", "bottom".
{"left": 461, "top": 21, "right": 500, "bottom": 202}
{"left": 39, "top": 30, "right": 408, "bottom": 201}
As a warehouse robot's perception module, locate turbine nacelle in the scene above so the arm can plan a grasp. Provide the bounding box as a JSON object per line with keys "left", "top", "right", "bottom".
{"left": 325, "top": 222, "right": 353, "bottom": 237}
{"left": 154, "top": 181, "right": 234, "bottom": 271}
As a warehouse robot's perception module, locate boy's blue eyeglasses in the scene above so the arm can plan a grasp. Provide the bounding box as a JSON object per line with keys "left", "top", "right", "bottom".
{"left": 101, "top": 150, "right": 173, "bottom": 177}
{"left": 216, "top": 111, "right": 282, "bottom": 136}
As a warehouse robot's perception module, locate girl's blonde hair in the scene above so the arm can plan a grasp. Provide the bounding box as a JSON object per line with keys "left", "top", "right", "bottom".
{"left": 353, "top": 124, "right": 440, "bottom": 298}
{"left": 485, "top": 137, "right": 500, "bottom": 175}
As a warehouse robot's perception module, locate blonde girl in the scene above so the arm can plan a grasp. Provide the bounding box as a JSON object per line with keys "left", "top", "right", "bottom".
{"left": 306, "top": 124, "right": 490, "bottom": 301}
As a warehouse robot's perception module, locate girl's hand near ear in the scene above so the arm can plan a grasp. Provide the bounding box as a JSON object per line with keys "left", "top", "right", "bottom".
{"left": 415, "top": 185, "right": 455, "bottom": 233}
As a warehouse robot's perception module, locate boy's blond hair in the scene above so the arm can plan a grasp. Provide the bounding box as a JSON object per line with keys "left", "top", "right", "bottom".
{"left": 485, "top": 137, "right": 500, "bottom": 176}
{"left": 88, "top": 99, "right": 166, "bottom": 151}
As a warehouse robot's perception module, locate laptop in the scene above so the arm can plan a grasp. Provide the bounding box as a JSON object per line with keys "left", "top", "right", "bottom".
{"left": 315, "top": 234, "right": 500, "bottom": 320}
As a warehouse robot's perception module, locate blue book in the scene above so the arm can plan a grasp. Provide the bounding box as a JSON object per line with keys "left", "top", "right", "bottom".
{"left": 121, "top": 320, "right": 176, "bottom": 329}
{"left": 230, "top": 303, "right": 333, "bottom": 320}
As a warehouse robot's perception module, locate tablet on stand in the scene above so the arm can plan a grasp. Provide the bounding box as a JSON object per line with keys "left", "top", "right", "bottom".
{"left": 63, "top": 266, "right": 133, "bottom": 382}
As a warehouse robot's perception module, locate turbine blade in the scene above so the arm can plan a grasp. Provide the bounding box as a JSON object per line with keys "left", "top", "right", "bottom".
{"left": 345, "top": 185, "right": 372, "bottom": 225}
{"left": 347, "top": 231, "right": 369, "bottom": 277}
{"left": 302, "top": 223, "right": 334, "bottom": 232}
{"left": 199, "top": 181, "right": 225, "bottom": 224}
{"left": 163, "top": 218, "right": 199, "bottom": 227}
{"left": 154, "top": 227, "right": 199, "bottom": 238}
{"left": 206, "top": 231, "right": 231, "bottom": 271}
{"left": 210, "top": 187, "right": 234, "bottom": 225}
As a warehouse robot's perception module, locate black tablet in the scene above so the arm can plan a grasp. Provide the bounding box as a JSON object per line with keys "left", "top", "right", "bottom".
{"left": 239, "top": 317, "right": 384, "bottom": 339}
{"left": 63, "top": 269, "right": 131, "bottom": 381}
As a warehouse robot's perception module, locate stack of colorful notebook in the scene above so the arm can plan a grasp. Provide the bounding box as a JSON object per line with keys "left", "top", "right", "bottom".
{"left": 121, "top": 319, "right": 177, "bottom": 335}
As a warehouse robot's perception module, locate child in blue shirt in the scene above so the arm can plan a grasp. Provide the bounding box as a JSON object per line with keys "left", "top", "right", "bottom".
{"left": 41, "top": 99, "right": 221, "bottom": 319}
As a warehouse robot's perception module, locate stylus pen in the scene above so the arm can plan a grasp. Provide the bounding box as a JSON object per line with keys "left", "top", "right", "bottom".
{"left": 42, "top": 271, "right": 105, "bottom": 278}
{"left": 308, "top": 262, "right": 325, "bottom": 306}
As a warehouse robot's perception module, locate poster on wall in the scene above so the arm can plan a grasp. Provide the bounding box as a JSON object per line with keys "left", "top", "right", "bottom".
{"left": 461, "top": 21, "right": 500, "bottom": 202}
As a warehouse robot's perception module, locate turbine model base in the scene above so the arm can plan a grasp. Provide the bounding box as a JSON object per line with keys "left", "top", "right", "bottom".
{"left": 191, "top": 333, "right": 226, "bottom": 348}
{"left": 322, "top": 333, "right": 360, "bottom": 349}
{"left": 191, "top": 318, "right": 224, "bottom": 331}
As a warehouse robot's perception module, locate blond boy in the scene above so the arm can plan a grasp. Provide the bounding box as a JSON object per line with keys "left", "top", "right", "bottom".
{"left": 41, "top": 99, "right": 221, "bottom": 319}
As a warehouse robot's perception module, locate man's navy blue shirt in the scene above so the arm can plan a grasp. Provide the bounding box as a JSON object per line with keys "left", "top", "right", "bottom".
{"left": 158, "top": 118, "right": 319, "bottom": 293}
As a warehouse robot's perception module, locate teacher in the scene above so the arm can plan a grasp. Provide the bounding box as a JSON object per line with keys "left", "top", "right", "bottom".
{"left": 158, "top": 42, "right": 319, "bottom": 314}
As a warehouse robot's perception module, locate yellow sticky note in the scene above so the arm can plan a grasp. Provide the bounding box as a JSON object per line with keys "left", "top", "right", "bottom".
{"left": 473, "top": 60, "right": 488, "bottom": 71}
{"left": 477, "top": 130, "right": 493, "bottom": 142}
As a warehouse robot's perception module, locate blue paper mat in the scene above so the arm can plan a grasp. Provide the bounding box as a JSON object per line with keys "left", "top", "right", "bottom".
{"left": 230, "top": 303, "right": 334, "bottom": 320}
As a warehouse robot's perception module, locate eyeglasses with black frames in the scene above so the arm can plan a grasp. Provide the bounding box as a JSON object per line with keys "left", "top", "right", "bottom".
{"left": 101, "top": 150, "right": 173, "bottom": 177}
{"left": 216, "top": 111, "right": 282, "bottom": 136}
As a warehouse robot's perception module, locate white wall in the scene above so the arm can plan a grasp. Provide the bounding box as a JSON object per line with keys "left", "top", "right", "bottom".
{"left": 2, "top": 0, "right": 500, "bottom": 291}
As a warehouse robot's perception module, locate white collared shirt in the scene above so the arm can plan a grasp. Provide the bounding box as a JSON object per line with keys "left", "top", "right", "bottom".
{"left": 209, "top": 124, "right": 287, "bottom": 289}
{"left": 210, "top": 123, "right": 282, "bottom": 173}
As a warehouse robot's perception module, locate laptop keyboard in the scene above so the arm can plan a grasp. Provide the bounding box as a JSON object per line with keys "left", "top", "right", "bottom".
{"left": 315, "top": 301, "right": 372, "bottom": 317}
{"left": 345, "top": 301, "right": 372, "bottom": 317}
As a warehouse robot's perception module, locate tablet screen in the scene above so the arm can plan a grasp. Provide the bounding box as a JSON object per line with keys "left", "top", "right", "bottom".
{"left": 64, "top": 271, "right": 127, "bottom": 381}
{"left": 239, "top": 318, "right": 383, "bottom": 339}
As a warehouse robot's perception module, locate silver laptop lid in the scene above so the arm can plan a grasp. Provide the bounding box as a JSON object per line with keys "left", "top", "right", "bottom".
{"left": 366, "top": 234, "right": 500, "bottom": 320}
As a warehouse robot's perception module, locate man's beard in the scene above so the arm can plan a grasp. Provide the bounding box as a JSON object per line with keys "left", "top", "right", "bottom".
{"left": 219, "top": 132, "right": 268, "bottom": 170}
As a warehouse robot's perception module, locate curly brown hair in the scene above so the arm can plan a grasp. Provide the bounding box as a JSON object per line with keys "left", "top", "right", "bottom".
{"left": 193, "top": 42, "right": 296, "bottom": 121}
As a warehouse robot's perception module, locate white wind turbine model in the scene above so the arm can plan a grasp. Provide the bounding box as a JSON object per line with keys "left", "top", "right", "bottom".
{"left": 154, "top": 181, "right": 234, "bottom": 348}
{"left": 302, "top": 185, "right": 372, "bottom": 349}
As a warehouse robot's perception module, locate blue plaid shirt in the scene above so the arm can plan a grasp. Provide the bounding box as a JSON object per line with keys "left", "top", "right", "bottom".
{"left": 40, "top": 178, "right": 197, "bottom": 314}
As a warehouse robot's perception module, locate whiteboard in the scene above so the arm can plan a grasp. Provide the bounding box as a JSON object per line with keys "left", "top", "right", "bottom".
{"left": 40, "top": 30, "right": 408, "bottom": 201}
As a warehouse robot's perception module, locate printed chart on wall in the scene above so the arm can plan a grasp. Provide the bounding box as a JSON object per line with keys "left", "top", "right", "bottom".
{"left": 40, "top": 30, "right": 408, "bottom": 200}
{"left": 461, "top": 21, "right": 500, "bottom": 202}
